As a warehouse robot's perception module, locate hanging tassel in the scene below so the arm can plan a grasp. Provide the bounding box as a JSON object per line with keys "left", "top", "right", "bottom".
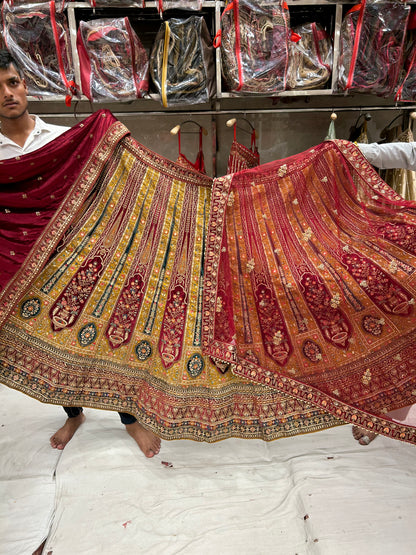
{"left": 325, "top": 112, "right": 337, "bottom": 140}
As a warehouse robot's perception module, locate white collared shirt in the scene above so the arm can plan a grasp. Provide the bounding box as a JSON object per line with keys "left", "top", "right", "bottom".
{"left": 358, "top": 142, "right": 416, "bottom": 171}
{"left": 0, "top": 115, "right": 70, "bottom": 160}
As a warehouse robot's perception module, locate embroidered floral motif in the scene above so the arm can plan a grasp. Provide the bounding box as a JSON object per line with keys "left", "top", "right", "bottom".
{"left": 20, "top": 298, "right": 41, "bottom": 319}
{"left": 301, "top": 273, "right": 351, "bottom": 349}
{"left": 277, "top": 164, "right": 287, "bottom": 177}
{"left": 302, "top": 340, "right": 323, "bottom": 363}
{"left": 135, "top": 340, "right": 152, "bottom": 361}
{"left": 246, "top": 259, "right": 255, "bottom": 273}
{"left": 50, "top": 258, "right": 103, "bottom": 331}
{"left": 302, "top": 227, "right": 312, "bottom": 242}
{"left": 362, "top": 315, "right": 384, "bottom": 336}
{"left": 78, "top": 323, "right": 97, "bottom": 347}
{"left": 227, "top": 191, "right": 235, "bottom": 207}
{"left": 389, "top": 260, "right": 398, "bottom": 274}
{"left": 362, "top": 369, "right": 372, "bottom": 385}
{"left": 187, "top": 353, "right": 204, "bottom": 377}
{"left": 330, "top": 293, "right": 341, "bottom": 309}
{"left": 244, "top": 350, "right": 259, "bottom": 365}
{"left": 216, "top": 296, "right": 223, "bottom": 313}
{"left": 273, "top": 331, "right": 283, "bottom": 345}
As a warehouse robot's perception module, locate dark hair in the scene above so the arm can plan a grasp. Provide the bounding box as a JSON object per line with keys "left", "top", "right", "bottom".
{"left": 0, "top": 49, "right": 23, "bottom": 77}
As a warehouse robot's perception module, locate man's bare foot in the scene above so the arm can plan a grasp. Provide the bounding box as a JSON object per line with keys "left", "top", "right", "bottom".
{"left": 352, "top": 425, "right": 378, "bottom": 445}
{"left": 50, "top": 413, "right": 86, "bottom": 450}
{"left": 125, "top": 421, "right": 161, "bottom": 458}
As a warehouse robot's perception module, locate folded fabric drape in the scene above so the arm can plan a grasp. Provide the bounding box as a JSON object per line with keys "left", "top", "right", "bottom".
{"left": 0, "top": 110, "right": 340, "bottom": 442}
{"left": 0, "top": 110, "right": 120, "bottom": 315}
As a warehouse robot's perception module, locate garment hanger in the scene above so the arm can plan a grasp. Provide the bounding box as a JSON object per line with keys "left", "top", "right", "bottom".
{"left": 383, "top": 111, "right": 404, "bottom": 132}
{"left": 380, "top": 111, "right": 404, "bottom": 140}
{"left": 353, "top": 110, "right": 372, "bottom": 129}
{"left": 349, "top": 110, "right": 371, "bottom": 142}
{"left": 226, "top": 117, "right": 258, "bottom": 139}
{"left": 170, "top": 120, "right": 208, "bottom": 136}
{"left": 325, "top": 111, "right": 337, "bottom": 140}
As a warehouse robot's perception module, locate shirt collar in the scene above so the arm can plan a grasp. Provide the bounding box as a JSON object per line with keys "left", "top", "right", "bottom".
{"left": 0, "top": 115, "right": 48, "bottom": 146}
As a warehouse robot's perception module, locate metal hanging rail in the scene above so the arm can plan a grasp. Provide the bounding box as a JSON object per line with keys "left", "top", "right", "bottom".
{"left": 36, "top": 105, "right": 416, "bottom": 119}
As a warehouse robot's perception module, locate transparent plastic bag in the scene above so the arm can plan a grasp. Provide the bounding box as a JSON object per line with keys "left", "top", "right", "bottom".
{"left": 157, "top": 0, "right": 203, "bottom": 10}
{"left": 395, "top": 11, "right": 416, "bottom": 102}
{"left": 286, "top": 22, "right": 332, "bottom": 90}
{"left": 82, "top": 1, "right": 145, "bottom": 6}
{"left": 150, "top": 16, "right": 215, "bottom": 107}
{"left": 3, "top": 0, "right": 66, "bottom": 9}
{"left": 216, "top": 0, "right": 290, "bottom": 94}
{"left": 77, "top": 17, "right": 149, "bottom": 102}
{"left": 89, "top": 0, "right": 204, "bottom": 8}
{"left": 396, "top": 41, "right": 416, "bottom": 102}
{"left": 337, "top": 0, "right": 410, "bottom": 97}
{"left": 2, "top": 1, "right": 77, "bottom": 100}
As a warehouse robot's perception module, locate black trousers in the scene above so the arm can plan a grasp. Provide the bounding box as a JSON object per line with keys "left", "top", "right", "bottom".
{"left": 63, "top": 407, "right": 137, "bottom": 425}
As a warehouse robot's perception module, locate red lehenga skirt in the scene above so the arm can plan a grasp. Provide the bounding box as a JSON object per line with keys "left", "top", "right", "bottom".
{"left": 202, "top": 140, "right": 416, "bottom": 444}
{"left": 1, "top": 111, "right": 416, "bottom": 444}
{"left": 0, "top": 110, "right": 340, "bottom": 442}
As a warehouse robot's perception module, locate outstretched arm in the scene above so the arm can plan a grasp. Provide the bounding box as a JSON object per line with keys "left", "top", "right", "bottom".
{"left": 357, "top": 142, "right": 416, "bottom": 171}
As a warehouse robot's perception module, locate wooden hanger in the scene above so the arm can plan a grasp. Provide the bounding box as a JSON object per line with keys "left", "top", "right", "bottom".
{"left": 170, "top": 120, "right": 208, "bottom": 135}
{"left": 226, "top": 117, "right": 258, "bottom": 139}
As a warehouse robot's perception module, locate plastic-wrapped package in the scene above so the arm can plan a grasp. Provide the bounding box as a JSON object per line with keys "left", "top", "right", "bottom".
{"left": 157, "top": 0, "right": 203, "bottom": 10}
{"left": 395, "top": 11, "right": 416, "bottom": 102}
{"left": 3, "top": 0, "right": 66, "bottom": 9}
{"left": 215, "top": 0, "right": 290, "bottom": 94}
{"left": 83, "top": 0, "right": 203, "bottom": 9}
{"left": 150, "top": 16, "right": 215, "bottom": 107}
{"left": 2, "top": 1, "right": 77, "bottom": 101}
{"left": 77, "top": 17, "right": 149, "bottom": 102}
{"left": 286, "top": 22, "right": 332, "bottom": 90}
{"left": 337, "top": 0, "right": 410, "bottom": 97}
{"left": 82, "top": 1, "right": 146, "bottom": 6}
{"left": 395, "top": 43, "right": 416, "bottom": 101}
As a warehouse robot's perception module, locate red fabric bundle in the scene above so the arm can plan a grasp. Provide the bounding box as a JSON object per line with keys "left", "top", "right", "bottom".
{"left": 0, "top": 110, "right": 121, "bottom": 318}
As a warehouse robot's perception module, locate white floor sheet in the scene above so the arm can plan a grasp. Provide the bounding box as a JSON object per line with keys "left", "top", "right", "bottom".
{"left": 1, "top": 384, "right": 415, "bottom": 555}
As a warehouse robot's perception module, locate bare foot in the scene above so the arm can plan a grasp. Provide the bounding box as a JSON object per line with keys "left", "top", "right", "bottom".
{"left": 352, "top": 425, "right": 378, "bottom": 446}
{"left": 50, "top": 413, "right": 86, "bottom": 450}
{"left": 125, "top": 421, "right": 161, "bottom": 458}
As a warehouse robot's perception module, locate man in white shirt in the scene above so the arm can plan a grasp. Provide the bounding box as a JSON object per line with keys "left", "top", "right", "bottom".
{"left": 0, "top": 50, "right": 161, "bottom": 458}
{"left": 0, "top": 51, "right": 69, "bottom": 158}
